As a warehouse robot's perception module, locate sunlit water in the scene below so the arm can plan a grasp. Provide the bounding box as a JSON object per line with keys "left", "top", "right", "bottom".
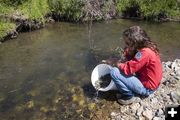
{"left": 0, "top": 19, "right": 180, "bottom": 119}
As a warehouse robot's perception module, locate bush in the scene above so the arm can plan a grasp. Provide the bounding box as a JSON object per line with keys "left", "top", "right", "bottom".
{"left": 0, "top": 21, "right": 16, "bottom": 39}
{"left": 48, "top": 0, "right": 84, "bottom": 21}
{"left": 116, "top": 0, "right": 180, "bottom": 20}
{"left": 19, "top": 0, "right": 49, "bottom": 21}
{"left": 1, "top": 0, "right": 29, "bottom": 6}
{"left": 0, "top": 3, "right": 14, "bottom": 15}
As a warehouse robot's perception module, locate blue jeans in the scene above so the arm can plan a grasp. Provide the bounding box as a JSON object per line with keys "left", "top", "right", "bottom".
{"left": 110, "top": 67, "right": 154, "bottom": 98}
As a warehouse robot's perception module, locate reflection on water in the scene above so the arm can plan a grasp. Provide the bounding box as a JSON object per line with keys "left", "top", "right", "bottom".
{"left": 0, "top": 20, "right": 180, "bottom": 119}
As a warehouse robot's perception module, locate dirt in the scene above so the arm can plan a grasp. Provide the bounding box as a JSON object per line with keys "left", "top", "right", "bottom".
{"left": 95, "top": 74, "right": 112, "bottom": 89}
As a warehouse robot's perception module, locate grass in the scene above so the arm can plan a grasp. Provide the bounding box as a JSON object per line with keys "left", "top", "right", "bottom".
{"left": 18, "top": 0, "right": 50, "bottom": 22}
{"left": 0, "top": 0, "right": 180, "bottom": 41}
{"left": 0, "top": 2, "right": 14, "bottom": 16}
{"left": 0, "top": 21, "right": 16, "bottom": 40}
{"left": 116, "top": 0, "right": 180, "bottom": 20}
{"left": 48, "top": 0, "right": 84, "bottom": 22}
{"left": 0, "top": 0, "right": 50, "bottom": 39}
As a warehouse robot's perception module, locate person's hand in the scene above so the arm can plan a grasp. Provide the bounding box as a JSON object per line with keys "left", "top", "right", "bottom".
{"left": 116, "top": 61, "right": 121, "bottom": 68}
{"left": 102, "top": 57, "right": 119, "bottom": 66}
{"left": 123, "top": 47, "right": 130, "bottom": 57}
{"left": 123, "top": 47, "right": 135, "bottom": 61}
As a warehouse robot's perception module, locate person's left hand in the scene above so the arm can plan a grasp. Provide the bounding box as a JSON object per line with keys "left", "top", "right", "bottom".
{"left": 116, "top": 61, "right": 121, "bottom": 68}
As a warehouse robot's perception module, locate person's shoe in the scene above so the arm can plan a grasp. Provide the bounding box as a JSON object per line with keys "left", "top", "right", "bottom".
{"left": 116, "top": 94, "right": 141, "bottom": 105}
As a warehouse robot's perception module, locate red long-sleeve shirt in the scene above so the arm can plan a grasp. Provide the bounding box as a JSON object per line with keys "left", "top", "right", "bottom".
{"left": 117, "top": 48, "right": 162, "bottom": 90}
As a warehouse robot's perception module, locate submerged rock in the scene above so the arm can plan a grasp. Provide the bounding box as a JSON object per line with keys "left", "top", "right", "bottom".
{"left": 15, "top": 104, "right": 24, "bottom": 112}
{"left": 0, "top": 96, "right": 5, "bottom": 102}
{"left": 88, "top": 103, "right": 96, "bottom": 110}
{"left": 40, "top": 107, "right": 49, "bottom": 113}
{"left": 26, "top": 100, "right": 34, "bottom": 109}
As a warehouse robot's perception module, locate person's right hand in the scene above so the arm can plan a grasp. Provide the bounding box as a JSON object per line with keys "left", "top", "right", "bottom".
{"left": 102, "top": 57, "right": 119, "bottom": 66}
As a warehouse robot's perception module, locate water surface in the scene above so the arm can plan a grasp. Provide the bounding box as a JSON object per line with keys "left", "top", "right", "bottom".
{"left": 0, "top": 19, "right": 180, "bottom": 119}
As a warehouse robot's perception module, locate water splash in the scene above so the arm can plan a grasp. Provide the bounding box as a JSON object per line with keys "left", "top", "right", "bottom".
{"left": 93, "top": 90, "right": 100, "bottom": 103}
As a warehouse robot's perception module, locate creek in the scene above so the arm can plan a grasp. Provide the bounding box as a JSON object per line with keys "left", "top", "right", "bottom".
{"left": 0, "top": 19, "right": 180, "bottom": 119}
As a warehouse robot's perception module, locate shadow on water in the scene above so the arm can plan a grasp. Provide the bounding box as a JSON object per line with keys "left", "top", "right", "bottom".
{"left": 83, "top": 49, "right": 122, "bottom": 102}
{"left": 0, "top": 94, "right": 17, "bottom": 113}
{"left": 85, "top": 48, "right": 122, "bottom": 72}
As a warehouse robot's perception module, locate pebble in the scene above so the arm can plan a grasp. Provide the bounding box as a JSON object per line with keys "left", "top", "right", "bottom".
{"left": 120, "top": 106, "right": 129, "bottom": 113}
{"left": 142, "top": 109, "right": 153, "bottom": 120}
{"left": 169, "top": 91, "right": 180, "bottom": 103}
{"left": 136, "top": 106, "right": 143, "bottom": 116}
{"left": 155, "top": 109, "right": 164, "bottom": 116}
{"left": 111, "top": 59, "right": 180, "bottom": 120}
{"left": 130, "top": 103, "right": 140, "bottom": 110}
{"left": 153, "top": 116, "right": 162, "bottom": 120}
{"left": 139, "top": 116, "right": 146, "bottom": 120}
{"left": 175, "top": 69, "right": 180, "bottom": 76}
{"left": 150, "top": 98, "right": 158, "bottom": 103}
{"left": 111, "top": 112, "right": 116, "bottom": 117}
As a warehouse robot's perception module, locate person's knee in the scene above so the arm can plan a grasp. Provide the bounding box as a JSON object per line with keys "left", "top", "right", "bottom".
{"left": 110, "top": 67, "right": 119, "bottom": 77}
{"left": 110, "top": 67, "right": 121, "bottom": 82}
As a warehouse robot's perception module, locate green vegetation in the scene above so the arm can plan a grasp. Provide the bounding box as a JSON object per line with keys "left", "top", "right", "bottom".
{"left": 116, "top": 0, "right": 180, "bottom": 20}
{"left": 0, "top": 21, "right": 16, "bottom": 40}
{"left": 0, "top": 0, "right": 50, "bottom": 39}
{"left": 1, "top": 0, "right": 28, "bottom": 6}
{"left": 0, "top": 2, "right": 14, "bottom": 17}
{"left": 19, "top": 0, "right": 49, "bottom": 21}
{"left": 0, "top": 0, "right": 50, "bottom": 21}
{"left": 0, "top": 0, "right": 180, "bottom": 41}
{"left": 1, "top": 0, "right": 180, "bottom": 23}
{"left": 48, "top": 0, "right": 84, "bottom": 22}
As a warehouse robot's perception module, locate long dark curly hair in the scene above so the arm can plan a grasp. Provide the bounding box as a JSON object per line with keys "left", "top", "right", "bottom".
{"left": 123, "top": 26, "right": 159, "bottom": 59}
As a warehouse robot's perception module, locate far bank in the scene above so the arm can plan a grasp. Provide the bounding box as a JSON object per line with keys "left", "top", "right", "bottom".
{"left": 1, "top": 0, "right": 180, "bottom": 43}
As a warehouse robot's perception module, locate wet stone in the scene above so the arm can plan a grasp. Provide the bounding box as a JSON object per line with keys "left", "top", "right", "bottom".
{"left": 94, "top": 74, "right": 111, "bottom": 89}
{"left": 40, "top": 107, "right": 49, "bottom": 113}
{"left": 26, "top": 100, "right": 34, "bottom": 109}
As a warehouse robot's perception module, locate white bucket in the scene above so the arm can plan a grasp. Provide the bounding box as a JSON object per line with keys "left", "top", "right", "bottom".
{"left": 91, "top": 64, "right": 117, "bottom": 91}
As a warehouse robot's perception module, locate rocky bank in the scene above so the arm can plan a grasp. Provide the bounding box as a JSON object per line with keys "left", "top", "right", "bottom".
{"left": 108, "top": 59, "right": 180, "bottom": 120}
